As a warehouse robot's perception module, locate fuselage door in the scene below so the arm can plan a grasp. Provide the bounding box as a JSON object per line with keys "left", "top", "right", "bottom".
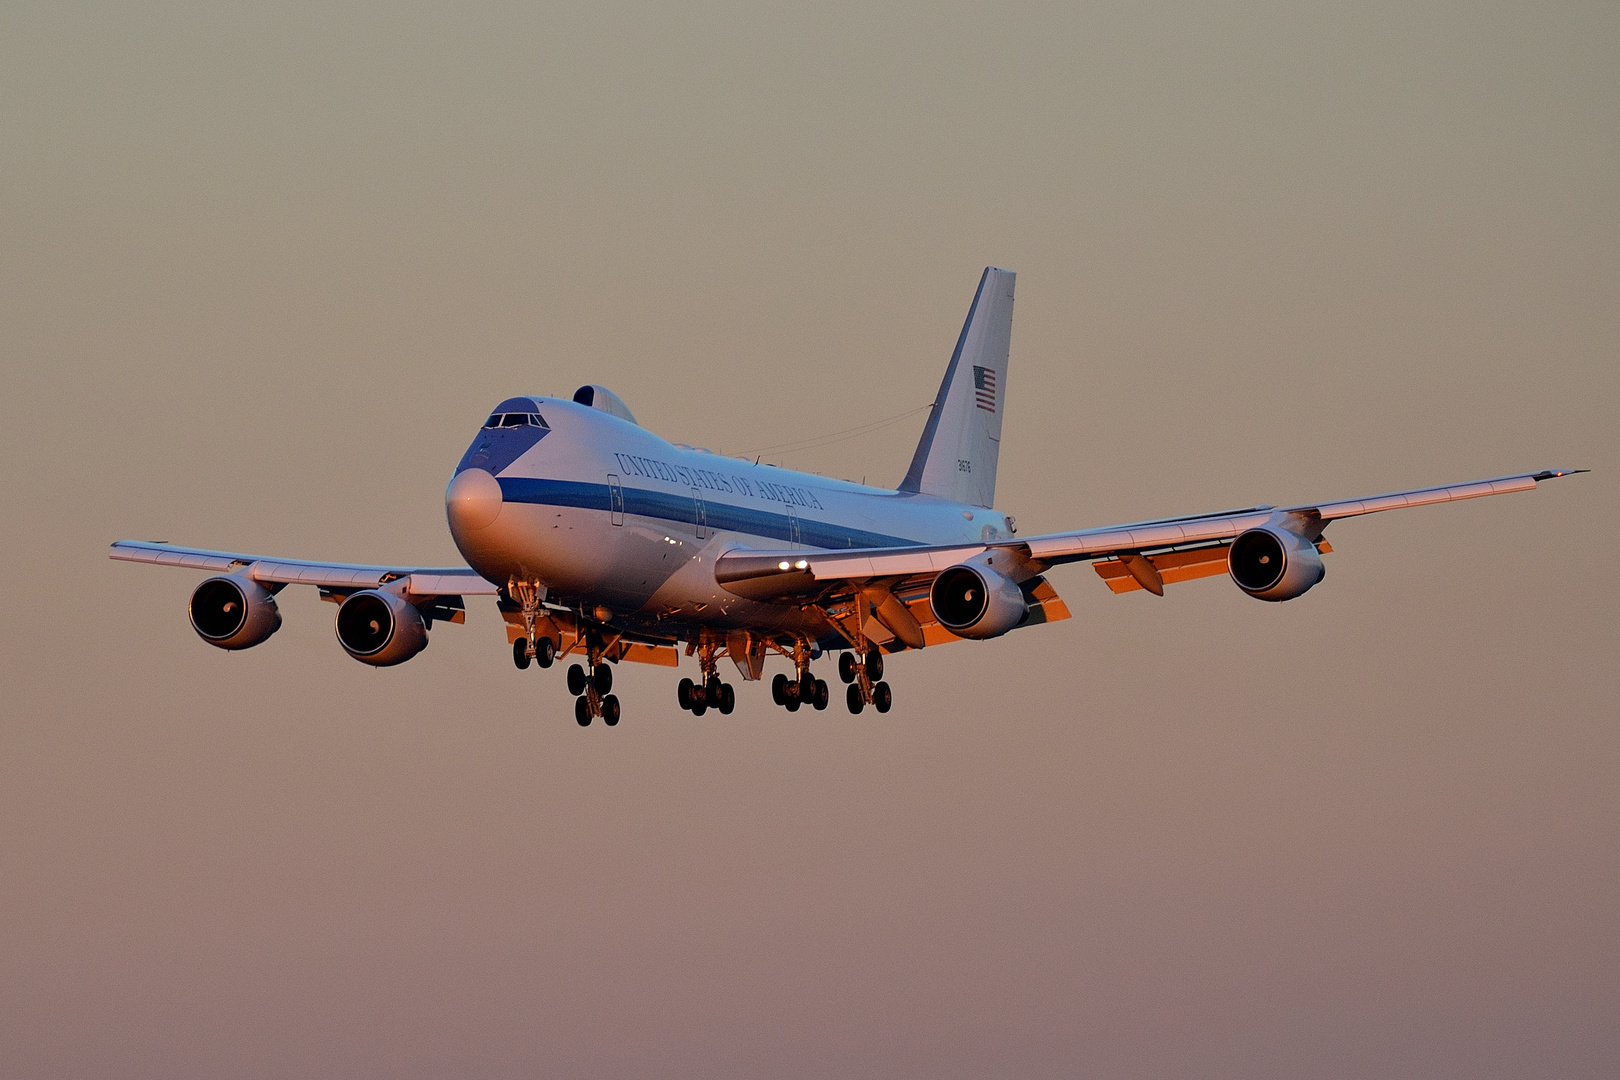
{"left": 693, "top": 488, "right": 708, "bottom": 540}
{"left": 607, "top": 474, "right": 625, "bottom": 526}
{"left": 788, "top": 504, "right": 800, "bottom": 548}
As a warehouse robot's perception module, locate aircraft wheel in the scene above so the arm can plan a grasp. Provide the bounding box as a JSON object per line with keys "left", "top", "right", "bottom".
{"left": 785, "top": 694, "right": 801, "bottom": 712}
{"left": 705, "top": 675, "right": 723, "bottom": 702}
{"left": 718, "top": 683, "right": 736, "bottom": 715}
{"left": 602, "top": 695, "right": 621, "bottom": 726}
{"left": 575, "top": 696, "right": 592, "bottom": 726}
{"left": 865, "top": 648, "right": 884, "bottom": 681}
{"left": 812, "top": 679, "right": 829, "bottom": 711}
{"left": 838, "top": 652, "right": 857, "bottom": 683}
{"left": 593, "top": 662, "right": 614, "bottom": 695}
{"left": 692, "top": 698, "right": 708, "bottom": 717}
{"left": 873, "top": 681, "right": 892, "bottom": 713}
{"left": 566, "top": 663, "right": 587, "bottom": 696}
{"left": 535, "top": 637, "right": 554, "bottom": 668}
{"left": 513, "top": 638, "right": 531, "bottom": 670}
{"left": 771, "top": 672, "right": 788, "bottom": 706}
{"left": 798, "top": 672, "right": 816, "bottom": 702}
{"left": 677, "top": 678, "right": 695, "bottom": 711}
{"left": 846, "top": 683, "right": 864, "bottom": 714}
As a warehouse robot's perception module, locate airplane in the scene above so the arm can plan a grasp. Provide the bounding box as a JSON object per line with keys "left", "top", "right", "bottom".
{"left": 111, "top": 267, "right": 1584, "bottom": 727}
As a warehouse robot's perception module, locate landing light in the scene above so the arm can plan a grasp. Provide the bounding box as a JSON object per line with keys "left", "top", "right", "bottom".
{"left": 796, "top": 559, "right": 809, "bottom": 570}
{"left": 779, "top": 561, "right": 791, "bottom": 570}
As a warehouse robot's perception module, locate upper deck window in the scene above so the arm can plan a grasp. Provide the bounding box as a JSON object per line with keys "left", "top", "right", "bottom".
{"left": 484, "top": 412, "right": 549, "bottom": 429}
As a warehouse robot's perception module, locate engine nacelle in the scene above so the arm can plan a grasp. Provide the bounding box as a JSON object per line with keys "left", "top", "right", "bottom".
{"left": 929, "top": 563, "right": 1028, "bottom": 639}
{"left": 190, "top": 574, "right": 282, "bottom": 650}
{"left": 335, "top": 589, "right": 429, "bottom": 667}
{"left": 1228, "top": 525, "right": 1325, "bottom": 602}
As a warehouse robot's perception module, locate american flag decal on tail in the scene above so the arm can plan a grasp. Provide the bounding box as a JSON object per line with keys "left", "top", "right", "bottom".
{"left": 973, "top": 365, "right": 997, "bottom": 413}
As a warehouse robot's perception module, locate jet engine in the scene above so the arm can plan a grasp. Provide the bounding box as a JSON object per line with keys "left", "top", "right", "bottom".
{"left": 335, "top": 589, "right": 429, "bottom": 666}
{"left": 929, "top": 563, "right": 1027, "bottom": 639}
{"left": 1228, "top": 525, "right": 1325, "bottom": 601}
{"left": 190, "top": 574, "right": 282, "bottom": 650}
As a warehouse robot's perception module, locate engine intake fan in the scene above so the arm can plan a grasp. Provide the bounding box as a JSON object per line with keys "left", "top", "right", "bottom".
{"left": 929, "top": 563, "right": 1027, "bottom": 639}
{"left": 189, "top": 575, "right": 281, "bottom": 650}
{"left": 336, "top": 589, "right": 429, "bottom": 666}
{"left": 1228, "top": 525, "right": 1325, "bottom": 602}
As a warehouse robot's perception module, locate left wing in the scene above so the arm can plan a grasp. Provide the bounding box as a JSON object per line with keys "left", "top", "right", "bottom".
{"left": 109, "top": 540, "right": 499, "bottom": 598}
{"left": 716, "top": 468, "right": 1585, "bottom": 603}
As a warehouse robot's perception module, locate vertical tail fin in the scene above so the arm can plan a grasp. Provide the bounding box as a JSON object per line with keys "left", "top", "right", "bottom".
{"left": 899, "top": 267, "right": 1015, "bottom": 508}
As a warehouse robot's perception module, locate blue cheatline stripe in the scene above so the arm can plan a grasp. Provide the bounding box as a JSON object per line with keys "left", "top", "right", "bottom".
{"left": 497, "top": 477, "right": 920, "bottom": 550}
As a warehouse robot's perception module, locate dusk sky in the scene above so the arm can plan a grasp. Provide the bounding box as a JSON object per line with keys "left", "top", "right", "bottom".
{"left": 2, "top": 2, "right": 1616, "bottom": 1077}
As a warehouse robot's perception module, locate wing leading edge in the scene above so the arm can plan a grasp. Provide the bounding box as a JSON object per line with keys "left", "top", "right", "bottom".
{"left": 109, "top": 540, "right": 499, "bottom": 597}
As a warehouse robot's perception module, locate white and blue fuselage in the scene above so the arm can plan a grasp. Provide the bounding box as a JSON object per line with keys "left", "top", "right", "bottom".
{"left": 446, "top": 393, "right": 1014, "bottom": 647}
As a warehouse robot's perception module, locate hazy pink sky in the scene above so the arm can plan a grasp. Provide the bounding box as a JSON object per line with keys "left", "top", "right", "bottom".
{"left": 2, "top": 2, "right": 1616, "bottom": 1077}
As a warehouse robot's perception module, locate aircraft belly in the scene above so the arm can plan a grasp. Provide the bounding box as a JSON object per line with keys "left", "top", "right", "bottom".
{"left": 631, "top": 530, "right": 832, "bottom": 640}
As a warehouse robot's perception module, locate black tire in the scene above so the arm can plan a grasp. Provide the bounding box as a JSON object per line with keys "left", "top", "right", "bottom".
{"left": 785, "top": 694, "right": 801, "bottom": 712}
{"left": 838, "top": 652, "right": 857, "bottom": 683}
{"left": 771, "top": 672, "right": 788, "bottom": 706}
{"left": 718, "top": 683, "right": 735, "bottom": 715}
{"left": 874, "top": 681, "right": 892, "bottom": 713}
{"left": 602, "top": 695, "right": 621, "bottom": 726}
{"left": 566, "top": 663, "right": 587, "bottom": 696}
{"left": 798, "top": 672, "right": 816, "bottom": 702}
{"left": 705, "top": 675, "right": 723, "bottom": 702}
{"left": 513, "top": 638, "right": 531, "bottom": 670}
{"left": 846, "top": 683, "right": 864, "bottom": 714}
{"left": 677, "top": 678, "right": 695, "bottom": 711}
{"left": 593, "top": 662, "right": 613, "bottom": 695}
{"left": 866, "top": 649, "right": 884, "bottom": 681}
{"left": 692, "top": 698, "right": 708, "bottom": 717}
{"left": 813, "top": 679, "right": 829, "bottom": 711}
{"left": 535, "top": 637, "right": 554, "bottom": 668}
{"left": 575, "top": 696, "right": 592, "bottom": 726}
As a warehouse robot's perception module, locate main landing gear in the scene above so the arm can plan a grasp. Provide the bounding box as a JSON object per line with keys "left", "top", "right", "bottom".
{"left": 677, "top": 675, "right": 734, "bottom": 715}
{"left": 771, "top": 671, "right": 829, "bottom": 711}
{"left": 567, "top": 658, "right": 620, "bottom": 727}
{"left": 840, "top": 646, "right": 891, "bottom": 715}
{"left": 770, "top": 638, "right": 828, "bottom": 713}
{"left": 678, "top": 638, "right": 735, "bottom": 715}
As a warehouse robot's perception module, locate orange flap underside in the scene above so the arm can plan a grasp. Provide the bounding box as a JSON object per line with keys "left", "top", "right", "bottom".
{"left": 1094, "top": 540, "right": 1333, "bottom": 594}
{"left": 1095, "top": 545, "right": 1231, "bottom": 593}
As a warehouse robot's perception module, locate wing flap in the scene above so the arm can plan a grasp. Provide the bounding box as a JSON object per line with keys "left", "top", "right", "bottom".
{"left": 1094, "top": 544, "right": 1233, "bottom": 594}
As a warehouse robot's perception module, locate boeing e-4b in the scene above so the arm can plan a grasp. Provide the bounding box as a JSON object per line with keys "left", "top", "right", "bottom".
{"left": 112, "top": 268, "right": 1584, "bottom": 726}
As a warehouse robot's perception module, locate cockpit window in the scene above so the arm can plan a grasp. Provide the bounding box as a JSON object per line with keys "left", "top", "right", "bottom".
{"left": 484, "top": 412, "right": 549, "bottom": 429}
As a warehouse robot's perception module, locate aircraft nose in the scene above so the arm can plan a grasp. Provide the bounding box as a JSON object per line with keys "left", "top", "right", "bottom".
{"left": 446, "top": 468, "right": 504, "bottom": 532}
